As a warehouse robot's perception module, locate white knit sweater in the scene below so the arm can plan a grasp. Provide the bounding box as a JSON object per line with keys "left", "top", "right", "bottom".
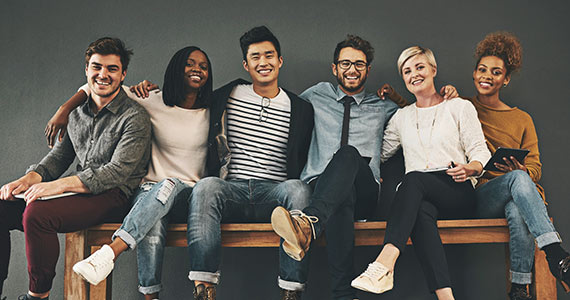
{"left": 381, "top": 98, "right": 491, "bottom": 182}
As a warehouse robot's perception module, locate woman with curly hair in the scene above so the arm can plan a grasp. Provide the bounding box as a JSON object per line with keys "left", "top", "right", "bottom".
{"left": 471, "top": 31, "right": 569, "bottom": 299}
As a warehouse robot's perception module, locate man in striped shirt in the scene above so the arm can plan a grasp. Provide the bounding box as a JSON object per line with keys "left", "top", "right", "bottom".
{"left": 187, "top": 26, "right": 314, "bottom": 300}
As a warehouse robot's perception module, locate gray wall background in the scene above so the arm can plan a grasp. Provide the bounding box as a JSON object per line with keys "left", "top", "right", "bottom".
{"left": 2, "top": 0, "right": 570, "bottom": 299}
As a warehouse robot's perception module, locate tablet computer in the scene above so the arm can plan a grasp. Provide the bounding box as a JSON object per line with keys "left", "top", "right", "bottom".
{"left": 483, "top": 147, "right": 530, "bottom": 172}
{"left": 417, "top": 166, "right": 450, "bottom": 175}
{"left": 14, "top": 191, "right": 78, "bottom": 201}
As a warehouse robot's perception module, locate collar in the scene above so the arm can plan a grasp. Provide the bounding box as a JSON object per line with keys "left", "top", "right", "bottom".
{"left": 82, "top": 88, "right": 128, "bottom": 116}
{"left": 335, "top": 85, "right": 366, "bottom": 105}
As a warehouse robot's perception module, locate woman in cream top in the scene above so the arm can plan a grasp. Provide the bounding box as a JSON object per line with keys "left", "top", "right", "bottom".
{"left": 45, "top": 46, "right": 213, "bottom": 300}
{"left": 352, "top": 46, "right": 490, "bottom": 300}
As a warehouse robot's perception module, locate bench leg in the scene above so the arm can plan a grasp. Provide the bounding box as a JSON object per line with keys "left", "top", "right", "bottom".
{"left": 88, "top": 246, "right": 113, "bottom": 300}
{"left": 505, "top": 245, "right": 511, "bottom": 299}
{"left": 531, "top": 246, "right": 557, "bottom": 299}
{"left": 64, "top": 231, "right": 88, "bottom": 300}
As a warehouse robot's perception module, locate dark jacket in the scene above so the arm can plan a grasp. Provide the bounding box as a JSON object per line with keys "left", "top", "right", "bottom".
{"left": 205, "top": 79, "right": 314, "bottom": 180}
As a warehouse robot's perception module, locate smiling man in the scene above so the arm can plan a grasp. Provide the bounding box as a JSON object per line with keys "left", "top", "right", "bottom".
{"left": 270, "top": 35, "right": 407, "bottom": 300}
{"left": 0, "top": 37, "right": 151, "bottom": 300}
{"left": 186, "top": 26, "right": 314, "bottom": 300}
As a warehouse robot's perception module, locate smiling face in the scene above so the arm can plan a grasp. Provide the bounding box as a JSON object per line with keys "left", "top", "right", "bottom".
{"left": 85, "top": 53, "right": 125, "bottom": 100}
{"left": 184, "top": 50, "right": 209, "bottom": 91}
{"left": 401, "top": 54, "right": 437, "bottom": 96}
{"left": 473, "top": 55, "right": 510, "bottom": 97}
{"left": 242, "top": 40, "right": 283, "bottom": 86}
{"left": 332, "top": 47, "right": 370, "bottom": 95}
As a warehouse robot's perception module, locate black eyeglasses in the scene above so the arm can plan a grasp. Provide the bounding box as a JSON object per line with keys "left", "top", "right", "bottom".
{"left": 259, "top": 97, "right": 270, "bottom": 122}
{"left": 336, "top": 60, "right": 368, "bottom": 71}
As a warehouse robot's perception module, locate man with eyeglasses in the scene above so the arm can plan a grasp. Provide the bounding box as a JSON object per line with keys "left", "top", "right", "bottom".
{"left": 270, "top": 35, "right": 456, "bottom": 300}
{"left": 186, "top": 26, "right": 314, "bottom": 300}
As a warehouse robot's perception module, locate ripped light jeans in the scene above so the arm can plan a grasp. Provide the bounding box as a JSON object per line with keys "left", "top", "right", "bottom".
{"left": 112, "top": 178, "right": 192, "bottom": 295}
{"left": 475, "top": 170, "right": 561, "bottom": 284}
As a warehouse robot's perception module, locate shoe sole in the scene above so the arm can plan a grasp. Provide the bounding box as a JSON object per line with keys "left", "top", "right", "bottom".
{"left": 351, "top": 274, "right": 393, "bottom": 294}
{"left": 560, "top": 279, "right": 570, "bottom": 293}
{"left": 72, "top": 263, "right": 104, "bottom": 286}
{"left": 271, "top": 207, "right": 304, "bottom": 261}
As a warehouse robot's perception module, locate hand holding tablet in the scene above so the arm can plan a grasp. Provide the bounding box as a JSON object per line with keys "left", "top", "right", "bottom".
{"left": 484, "top": 147, "right": 529, "bottom": 172}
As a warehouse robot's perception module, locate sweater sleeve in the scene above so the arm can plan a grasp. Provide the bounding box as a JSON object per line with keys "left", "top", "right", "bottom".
{"left": 520, "top": 115, "right": 542, "bottom": 183}
{"left": 387, "top": 89, "right": 410, "bottom": 108}
{"left": 459, "top": 101, "right": 491, "bottom": 166}
{"left": 381, "top": 110, "right": 402, "bottom": 162}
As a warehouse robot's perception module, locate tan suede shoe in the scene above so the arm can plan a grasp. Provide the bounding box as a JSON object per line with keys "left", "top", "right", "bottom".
{"left": 271, "top": 206, "right": 318, "bottom": 261}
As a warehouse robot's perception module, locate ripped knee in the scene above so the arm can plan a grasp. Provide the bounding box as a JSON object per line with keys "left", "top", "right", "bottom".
{"left": 156, "top": 178, "right": 176, "bottom": 205}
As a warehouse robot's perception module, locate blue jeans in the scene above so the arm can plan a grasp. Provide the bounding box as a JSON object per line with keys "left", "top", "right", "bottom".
{"left": 112, "top": 178, "right": 192, "bottom": 295}
{"left": 187, "top": 177, "right": 311, "bottom": 291}
{"left": 475, "top": 170, "right": 561, "bottom": 284}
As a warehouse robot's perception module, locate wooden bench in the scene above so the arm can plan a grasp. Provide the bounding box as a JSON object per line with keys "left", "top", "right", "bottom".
{"left": 63, "top": 219, "right": 557, "bottom": 300}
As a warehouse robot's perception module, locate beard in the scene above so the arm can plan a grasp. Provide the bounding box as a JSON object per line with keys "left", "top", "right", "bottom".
{"left": 336, "top": 71, "right": 367, "bottom": 93}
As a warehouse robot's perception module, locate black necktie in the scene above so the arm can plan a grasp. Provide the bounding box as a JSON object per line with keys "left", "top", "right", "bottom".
{"left": 340, "top": 96, "right": 354, "bottom": 147}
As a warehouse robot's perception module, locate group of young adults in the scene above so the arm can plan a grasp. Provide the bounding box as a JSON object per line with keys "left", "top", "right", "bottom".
{"left": 0, "top": 25, "right": 568, "bottom": 300}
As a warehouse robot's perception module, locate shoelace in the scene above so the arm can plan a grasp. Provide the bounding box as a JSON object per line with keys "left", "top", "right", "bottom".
{"left": 509, "top": 287, "right": 531, "bottom": 300}
{"left": 86, "top": 250, "right": 112, "bottom": 272}
{"left": 289, "top": 210, "right": 319, "bottom": 239}
{"left": 282, "top": 290, "right": 301, "bottom": 300}
{"left": 560, "top": 256, "right": 570, "bottom": 275}
{"left": 362, "top": 262, "right": 389, "bottom": 280}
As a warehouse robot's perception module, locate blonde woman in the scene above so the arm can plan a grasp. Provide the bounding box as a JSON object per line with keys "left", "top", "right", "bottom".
{"left": 351, "top": 46, "right": 490, "bottom": 300}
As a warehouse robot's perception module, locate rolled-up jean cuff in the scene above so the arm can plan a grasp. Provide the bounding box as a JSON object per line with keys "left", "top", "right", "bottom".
{"left": 278, "top": 276, "right": 305, "bottom": 291}
{"left": 113, "top": 228, "right": 137, "bottom": 250}
{"left": 536, "top": 232, "right": 562, "bottom": 249}
{"left": 138, "top": 283, "right": 162, "bottom": 295}
{"left": 188, "top": 271, "right": 220, "bottom": 285}
{"left": 510, "top": 270, "right": 532, "bottom": 285}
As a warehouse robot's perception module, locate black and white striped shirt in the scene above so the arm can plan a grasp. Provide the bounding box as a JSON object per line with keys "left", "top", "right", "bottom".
{"left": 226, "top": 84, "right": 291, "bottom": 181}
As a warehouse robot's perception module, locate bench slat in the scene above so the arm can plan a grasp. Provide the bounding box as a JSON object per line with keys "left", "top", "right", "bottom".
{"left": 84, "top": 219, "right": 510, "bottom": 248}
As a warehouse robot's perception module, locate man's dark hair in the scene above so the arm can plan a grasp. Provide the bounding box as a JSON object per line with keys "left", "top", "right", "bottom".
{"left": 333, "top": 35, "right": 374, "bottom": 64}
{"left": 239, "top": 26, "right": 281, "bottom": 61}
{"left": 85, "top": 37, "right": 133, "bottom": 71}
{"left": 163, "top": 46, "right": 213, "bottom": 108}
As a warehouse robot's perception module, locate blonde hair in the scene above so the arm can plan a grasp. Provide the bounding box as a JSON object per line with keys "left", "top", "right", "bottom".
{"left": 397, "top": 46, "right": 437, "bottom": 76}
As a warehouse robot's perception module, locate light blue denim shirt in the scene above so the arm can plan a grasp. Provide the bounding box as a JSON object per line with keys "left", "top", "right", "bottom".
{"left": 299, "top": 82, "right": 399, "bottom": 183}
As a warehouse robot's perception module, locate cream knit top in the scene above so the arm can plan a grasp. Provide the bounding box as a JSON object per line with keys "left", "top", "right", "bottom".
{"left": 381, "top": 97, "right": 491, "bottom": 184}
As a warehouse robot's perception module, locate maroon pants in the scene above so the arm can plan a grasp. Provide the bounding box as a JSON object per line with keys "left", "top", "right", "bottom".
{"left": 0, "top": 188, "right": 129, "bottom": 293}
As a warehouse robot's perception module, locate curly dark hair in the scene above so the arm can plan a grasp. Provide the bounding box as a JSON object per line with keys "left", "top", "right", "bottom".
{"left": 333, "top": 34, "right": 374, "bottom": 64}
{"left": 475, "top": 31, "right": 522, "bottom": 75}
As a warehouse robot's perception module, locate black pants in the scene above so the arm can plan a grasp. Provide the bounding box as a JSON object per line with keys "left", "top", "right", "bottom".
{"left": 384, "top": 171, "right": 475, "bottom": 292}
{"left": 304, "top": 145, "right": 378, "bottom": 300}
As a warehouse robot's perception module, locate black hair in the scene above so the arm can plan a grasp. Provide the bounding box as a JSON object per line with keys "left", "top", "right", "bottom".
{"left": 85, "top": 37, "right": 133, "bottom": 71}
{"left": 333, "top": 35, "right": 374, "bottom": 64}
{"left": 239, "top": 26, "right": 281, "bottom": 61}
{"left": 162, "top": 46, "right": 213, "bottom": 108}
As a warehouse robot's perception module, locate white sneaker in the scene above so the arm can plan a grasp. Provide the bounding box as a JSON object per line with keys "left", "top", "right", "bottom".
{"left": 72, "top": 244, "right": 115, "bottom": 285}
{"left": 351, "top": 261, "right": 393, "bottom": 294}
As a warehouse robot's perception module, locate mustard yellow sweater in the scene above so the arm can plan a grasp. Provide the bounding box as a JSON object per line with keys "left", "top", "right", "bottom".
{"left": 468, "top": 97, "right": 545, "bottom": 200}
